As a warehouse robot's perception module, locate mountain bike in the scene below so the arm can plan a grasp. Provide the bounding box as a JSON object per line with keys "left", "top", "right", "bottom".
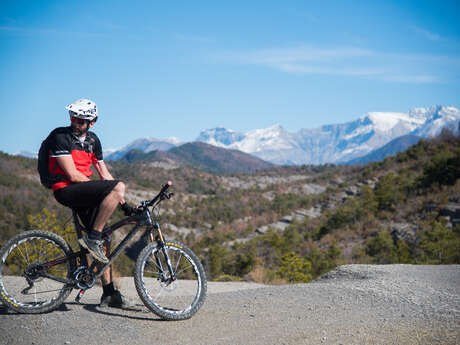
{"left": 0, "top": 182, "right": 207, "bottom": 320}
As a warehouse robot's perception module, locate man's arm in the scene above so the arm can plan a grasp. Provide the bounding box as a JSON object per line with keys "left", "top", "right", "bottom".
{"left": 56, "top": 156, "right": 91, "bottom": 183}
{"left": 93, "top": 160, "right": 114, "bottom": 181}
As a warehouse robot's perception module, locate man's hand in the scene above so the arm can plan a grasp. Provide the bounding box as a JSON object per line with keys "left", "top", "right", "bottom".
{"left": 120, "top": 202, "right": 138, "bottom": 216}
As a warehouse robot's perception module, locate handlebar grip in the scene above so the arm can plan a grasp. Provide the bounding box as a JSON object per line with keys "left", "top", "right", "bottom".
{"left": 161, "top": 181, "right": 172, "bottom": 193}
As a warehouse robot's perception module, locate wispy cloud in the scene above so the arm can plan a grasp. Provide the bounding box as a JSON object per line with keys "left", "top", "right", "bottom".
{"left": 0, "top": 25, "right": 110, "bottom": 38}
{"left": 232, "top": 46, "right": 374, "bottom": 64}
{"left": 409, "top": 25, "right": 441, "bottom": 41}
{"left": 173, "top": 33, "right": 215, "bottom": 43}
{"left": 217, "top": 45, "right": 456, "bottom": 84}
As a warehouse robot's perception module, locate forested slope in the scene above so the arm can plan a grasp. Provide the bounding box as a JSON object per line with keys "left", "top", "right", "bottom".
{"left": 0, "top": 130, "right": 459, "bottom": 282}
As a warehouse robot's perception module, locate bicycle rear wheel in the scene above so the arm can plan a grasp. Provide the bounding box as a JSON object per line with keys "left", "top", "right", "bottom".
{"left": 134, "top": 240, "right": 207, "bottom": 320}
{"left": 0, "top": 230, "right": 75, "bottom": 313}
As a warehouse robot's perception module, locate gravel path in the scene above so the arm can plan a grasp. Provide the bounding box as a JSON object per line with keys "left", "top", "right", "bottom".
{"left": 1, "top": 265, "right": 459, "bottom": 345}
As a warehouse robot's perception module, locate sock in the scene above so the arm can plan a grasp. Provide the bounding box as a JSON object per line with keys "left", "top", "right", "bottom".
{"left": 88, "top": 229, "right": 102, "bottom": 241}
{"left": 102, "top": 282, "right": 116, "bottom": 296}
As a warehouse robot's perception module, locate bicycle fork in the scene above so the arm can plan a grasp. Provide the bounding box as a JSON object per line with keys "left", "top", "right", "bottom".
{"left": 152, "top": 224, "right": 176, "bottom": 284}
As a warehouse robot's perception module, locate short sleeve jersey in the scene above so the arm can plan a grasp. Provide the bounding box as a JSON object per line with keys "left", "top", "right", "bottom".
{"left": 47, "top": 126, "right": 103, "bottom": 191}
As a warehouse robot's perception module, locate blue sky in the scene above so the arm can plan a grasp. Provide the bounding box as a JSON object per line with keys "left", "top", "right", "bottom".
{"left": 1, "top": 0, "right": 459, "bottom": 154}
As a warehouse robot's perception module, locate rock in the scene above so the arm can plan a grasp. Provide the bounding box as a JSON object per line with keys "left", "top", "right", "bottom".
{"left": 301, "top": 206, "right": 322, "bottom": 219}
{"left": 255, "top": 228, "right": 265, "bottom": 235}
{"left": 279, "top": 216, "right": 293, "bottom": 224}
{"left": 390, "top": 223, "right": 418, "bottom": 245}
{"left": 425, "top": 203, "right": 460, "bottom": 228}
{"left": 345, "top": 185, "right": 359, "bottom": 196}
{"left": 301, "top": 184, "right": 327, "bottom": 195}
{"left": 440, "top": 203, "right": 460, "bottom": 227}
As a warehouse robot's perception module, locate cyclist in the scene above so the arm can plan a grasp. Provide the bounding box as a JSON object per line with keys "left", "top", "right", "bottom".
{"left": 47, "top": 98, "right": 134, "bottom": 308}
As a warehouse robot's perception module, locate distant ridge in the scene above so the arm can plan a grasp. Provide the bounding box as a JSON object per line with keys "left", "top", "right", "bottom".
{"left": 120, "top": 141, "right": 273, "bottom": 174}
{"left": 106, "top": 137, "right": 178, "bottom": 160}
{"left": 345, "top": 135, "right": 422, "bottom": 165}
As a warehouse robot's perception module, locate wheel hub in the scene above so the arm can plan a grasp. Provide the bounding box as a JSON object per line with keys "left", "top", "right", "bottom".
{"left": 24, "top": 264, "right": 44, "bottom": 281}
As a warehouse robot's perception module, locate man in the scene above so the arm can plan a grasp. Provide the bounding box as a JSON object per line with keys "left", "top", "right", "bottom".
{"left": 48, "top": 98, "right": 134, "bottom": 308}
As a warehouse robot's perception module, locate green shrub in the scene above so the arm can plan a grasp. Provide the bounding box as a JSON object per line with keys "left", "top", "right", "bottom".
{"left": 419, "top": 221, "right": 460, "bottom": 264}
{"left": 277, "top": 252, "right": 312, "bottom": 283}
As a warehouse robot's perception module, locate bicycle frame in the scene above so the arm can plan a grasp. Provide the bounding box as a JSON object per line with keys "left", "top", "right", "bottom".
{"left": 28, "top": 201, "right": 171, "bottom": 294}
{"left": 21, "top": 182, "right": 176, "bottom": 304}
{"left": 75, "top": 209, "right": 152, "bottom": 280}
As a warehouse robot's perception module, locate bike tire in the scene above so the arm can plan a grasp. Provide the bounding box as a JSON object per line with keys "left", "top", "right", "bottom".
{"left": 0, "top": 230, "right": 76, "bottom": 314}
{"left": 134, "top": 240, "right": 207, "bottom": 320}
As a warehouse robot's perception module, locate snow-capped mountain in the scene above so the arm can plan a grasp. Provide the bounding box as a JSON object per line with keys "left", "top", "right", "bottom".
{"left": 14, "top": 150, "right": 37, "bottom": 159}
{"left": 106, "top": 137, "right": 180, "bottom": 160}
{"left": 197, "top": 105, "right": 460, "bottom": 165}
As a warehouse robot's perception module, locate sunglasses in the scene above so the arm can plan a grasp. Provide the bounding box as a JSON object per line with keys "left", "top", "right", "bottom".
{"left": 71, "top": 117, "right": 89, "bottom": 125}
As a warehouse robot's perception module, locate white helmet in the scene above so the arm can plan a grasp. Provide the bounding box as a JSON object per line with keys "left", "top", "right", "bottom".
{"left": 66, "top": 98, "right": 98, "bottom": 121}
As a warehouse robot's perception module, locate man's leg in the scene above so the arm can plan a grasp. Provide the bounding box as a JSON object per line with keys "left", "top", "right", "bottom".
{"left": 78, "top": 181, "right": 126, "bottom": 263}
{"left": 93, "top": 182, "right": 125, "bottom": 279}
{"left": 93, "top": 181, "right": 126, "bottom": 232}
{"left": 99, "top": 238, "right": 135, "bottom": 309}
{"left": 101, "top": 241, "right": 113, "bottom": 285}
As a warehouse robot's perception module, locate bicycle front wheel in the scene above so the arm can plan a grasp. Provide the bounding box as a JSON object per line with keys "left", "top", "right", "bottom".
{"left": 134, "top": 240, "right": 207, "bottom": 320}
{"left": 0, "top": 230, "right": 75, "bottom": 313}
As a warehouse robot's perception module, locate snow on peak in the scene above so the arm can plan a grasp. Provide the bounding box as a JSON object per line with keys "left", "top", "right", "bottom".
{"left": 165, "top": 137, "right": 182, "bottom": 145}
{"left": 364, "top": 111, "right": 424, "bottom": 132}
{"left": 196, "top": 127, "right": 245, "bottom": 147}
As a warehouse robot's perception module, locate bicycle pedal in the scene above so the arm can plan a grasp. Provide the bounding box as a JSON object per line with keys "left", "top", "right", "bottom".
{"left": 75, "top": 289, "right": 86, "bottom": 304}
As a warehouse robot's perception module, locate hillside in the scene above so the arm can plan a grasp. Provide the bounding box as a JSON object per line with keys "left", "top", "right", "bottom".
{"left": 0, "top": 130, "right": 459, "bottom": 282}
{"left": 118, "top": 141, "right": 274, "bottom": 174}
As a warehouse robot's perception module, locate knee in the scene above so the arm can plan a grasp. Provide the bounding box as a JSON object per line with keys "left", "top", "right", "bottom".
{"left": 113, "top": 181, "right": 126, "bottom": 199}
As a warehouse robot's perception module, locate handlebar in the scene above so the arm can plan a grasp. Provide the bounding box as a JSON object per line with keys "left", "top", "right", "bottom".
{"left": 145, "top": 181, "right": 173, "bottom": 208}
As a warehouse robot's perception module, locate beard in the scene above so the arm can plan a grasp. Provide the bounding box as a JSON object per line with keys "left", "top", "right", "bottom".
{"left": 71, "top": 123, "right": 89, "bottom": 137}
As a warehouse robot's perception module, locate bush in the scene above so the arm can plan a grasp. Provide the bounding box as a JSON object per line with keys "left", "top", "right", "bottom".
{"left": 374, "top": 173, "right": 401, "bottom": 211}
{"left": 366, "top": 230, "right": 398, "bottom": 264}
{"left": 419, "top": 151, "right": 460, "bottom": 188}
{"left": 419, "top": 221, "right": 460, "bottom": 264}
{"left": 28, "top": 208, "right": 77, "bottom": 248}
{"left": 277, "top": 252, "right": 312, "bottom": 283}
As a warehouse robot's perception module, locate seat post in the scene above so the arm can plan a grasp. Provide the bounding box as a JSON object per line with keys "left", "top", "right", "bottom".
{"left": 72, "top": 209, "right": 84, "bottom": 239}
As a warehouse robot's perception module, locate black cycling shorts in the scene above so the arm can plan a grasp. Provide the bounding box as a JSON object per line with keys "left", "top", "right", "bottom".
{"left": 54, "top": 180, "right": 120, "bottom": 229}
{"left": 54, "top": 180, "right": 119, "bottom": 209}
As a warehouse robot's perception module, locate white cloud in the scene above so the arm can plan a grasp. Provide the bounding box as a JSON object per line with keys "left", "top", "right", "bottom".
{"left": 410, "top": 25, "right": 441, "bottom": 41}
{"left": 0, "top": 25, "right": 110, "bottom": 38}
{"left": 239, "top": 46, "right": 373, "bottom": 64}
{"left": 217, "top": 45, "right": 455, "bottom": 84}
{"left": 173, "top": 33, "right": 215, "bottom": 43}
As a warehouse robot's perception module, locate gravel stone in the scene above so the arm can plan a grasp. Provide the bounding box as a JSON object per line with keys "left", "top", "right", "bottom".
{"left": 1, "top": 264, "right": 459, "bottom": 345}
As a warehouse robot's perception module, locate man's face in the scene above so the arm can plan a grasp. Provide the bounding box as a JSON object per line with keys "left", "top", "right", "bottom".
{"left": 70, "top": 116, "right": 94, "bottom": 136}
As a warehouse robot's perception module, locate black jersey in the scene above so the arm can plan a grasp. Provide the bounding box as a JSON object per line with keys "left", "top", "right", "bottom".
{"left": 47, "top": 126, "right": 103, "bottom": 191}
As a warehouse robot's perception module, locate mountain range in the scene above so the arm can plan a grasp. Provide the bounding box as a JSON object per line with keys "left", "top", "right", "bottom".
{"left": 15, "top": 105, "right": 460, "bottom": 167}
{"left": 196, "top": 105, "right": 460, "bottom": 165}
{"left": 106, "top": 105, "right": 460, "bottom": 166}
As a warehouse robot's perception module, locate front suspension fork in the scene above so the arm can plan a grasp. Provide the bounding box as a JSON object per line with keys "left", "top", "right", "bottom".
{"left": 151, "top": 224, "right": 176, "bottom": 283}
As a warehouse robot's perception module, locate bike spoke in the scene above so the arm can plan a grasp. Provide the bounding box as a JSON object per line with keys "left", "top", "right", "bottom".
{"left": 173, "top": 253, "right": 183, "bottom": 275}
{"left": 16, "top": 245, "right": 29, "bottom": 266}
{"left": 174, "top": 264, "right": 194, "bottom": 277}
{"left": 22, "top": 287, "right": 67, "bottom": 295}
